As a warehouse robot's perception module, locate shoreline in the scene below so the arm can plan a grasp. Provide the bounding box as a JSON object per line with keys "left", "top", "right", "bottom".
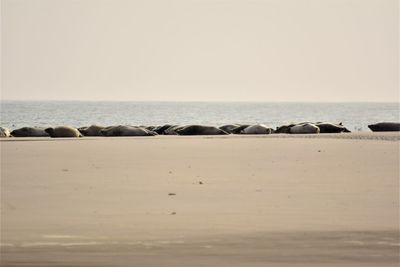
{"left": 1, "top": 132, "right": 400, "bottom": 142}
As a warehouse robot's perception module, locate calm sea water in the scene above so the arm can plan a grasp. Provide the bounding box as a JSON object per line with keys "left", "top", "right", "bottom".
{"left": 1, "top": 101, "right": 399, "bottom": 131}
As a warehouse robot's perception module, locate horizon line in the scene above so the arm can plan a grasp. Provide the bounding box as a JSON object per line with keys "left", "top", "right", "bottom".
{"left": 1, "top": 99, "right": 399, "bottom": 104}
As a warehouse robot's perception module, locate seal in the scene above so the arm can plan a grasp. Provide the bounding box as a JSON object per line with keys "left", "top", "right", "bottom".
{"left": 219, "top": 124, "right": 241, "bottom": 133}
{"left": 153, "top": 124, "right": 176, "bottom": 135}
{"left": 176, "top": 125, "right": 228, "bottom": 135}
{"left": 315, "top": 122, "right": 351, "bottom": 133}
{"left": 242, "top": 124, "right": 273, "bottom": 134}
{"left": 275, "top": 124, "right": 296, "bottom": 134}
{"left": 289, "top": 123, "right": 320, "bottom": 134}
{"left": 11, "top": 127, "right": 49, "bottom": 137}
{"left": 368, "top": 122, "right": 400, "bottom": 132}
{"left": 164, "top": 125, "right": 185, "bottom": 135}
{"left": 145, "top": 126, "right": 156, "bottom": 131}
{"left": 100, "top": 125, "right": 157, "bottom": 136}
{"left": 45, "top": 126, "right": 83, "bottom": 138}
{"left": 0, "top": 127, "right": 11, "bottom": 137}
{"left": 229, "top": 125, "right": 251, "bottom": 134}
{"left": 78, "top": 125, "right": 105, "bottom": 136}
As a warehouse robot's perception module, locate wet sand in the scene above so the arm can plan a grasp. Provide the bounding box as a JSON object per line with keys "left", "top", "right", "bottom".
{"left": 1, "top": 133, "right": 399, "bottom": 266}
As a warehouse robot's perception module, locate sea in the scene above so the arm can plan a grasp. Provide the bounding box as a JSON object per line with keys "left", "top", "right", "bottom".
{"left": 1, "top": 101, "right": 399, "bottom": 132}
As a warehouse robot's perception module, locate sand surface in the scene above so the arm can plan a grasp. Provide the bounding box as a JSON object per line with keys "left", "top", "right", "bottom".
{"left": 1, "top": 133, "right": 399, "bottom": 266}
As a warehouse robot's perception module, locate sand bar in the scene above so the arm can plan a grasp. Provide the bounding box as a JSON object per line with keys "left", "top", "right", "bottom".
{"left": 1, "top": 133, "right": 399, "bottom": 266}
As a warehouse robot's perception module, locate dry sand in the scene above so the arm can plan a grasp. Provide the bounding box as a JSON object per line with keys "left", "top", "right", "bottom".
{"left": 1, "top": 133, "right": 399, "bottom": 266}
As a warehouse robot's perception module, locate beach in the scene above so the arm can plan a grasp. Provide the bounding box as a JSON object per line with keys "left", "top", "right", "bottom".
{"left": 1, "top": 133, "right": 399, "bottom": 266}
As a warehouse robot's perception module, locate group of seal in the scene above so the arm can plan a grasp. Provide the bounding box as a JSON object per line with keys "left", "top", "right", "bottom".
{"left": 6, "top": 126, "right": 82, "bottom": 138}
{"left": 1, "top": 121, "right": 399, "bottom": 138}
{"left": 275, "top": 122, "right": 351, "bottom": 134}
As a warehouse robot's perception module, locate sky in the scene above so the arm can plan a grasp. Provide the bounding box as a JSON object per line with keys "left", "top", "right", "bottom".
{"left": 1, "top": 0, "right": 399, "bottom": 102}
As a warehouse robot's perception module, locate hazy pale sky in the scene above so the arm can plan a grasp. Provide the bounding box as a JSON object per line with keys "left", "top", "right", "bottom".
{"left": 1, "top": 0, "right": 399, "bottom": 101}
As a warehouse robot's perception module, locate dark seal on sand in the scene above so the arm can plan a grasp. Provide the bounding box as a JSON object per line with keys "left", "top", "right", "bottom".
{"left": 11, "top": 127, "right": 49, "bottom": 137}
{"left": 368, "top": 122, "right": 400, "bottom": 132}
{"left": 100, "top": 125, "right": 157, "bottom": 136}
{"left": 176, "top": 125, "right": 228, "bottom": 135}
{"left": 45, "top": 126, "right": 82, "bottom": 138}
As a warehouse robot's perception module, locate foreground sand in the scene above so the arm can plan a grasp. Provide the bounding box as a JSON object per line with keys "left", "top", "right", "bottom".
{"left": 1, "top": 133, "right": 399, "bottom": 266}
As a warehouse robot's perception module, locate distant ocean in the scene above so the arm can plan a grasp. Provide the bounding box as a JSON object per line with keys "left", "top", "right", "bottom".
{"left": 1, "top": 101, "right": 399, "bottom": 131}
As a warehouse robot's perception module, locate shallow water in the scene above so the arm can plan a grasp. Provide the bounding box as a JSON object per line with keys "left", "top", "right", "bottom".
{"left": 1, "top": 101, "right": 399, "bottom": 131}
{"left": 2, "top": 231, "right": 399, "bottom": 266}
